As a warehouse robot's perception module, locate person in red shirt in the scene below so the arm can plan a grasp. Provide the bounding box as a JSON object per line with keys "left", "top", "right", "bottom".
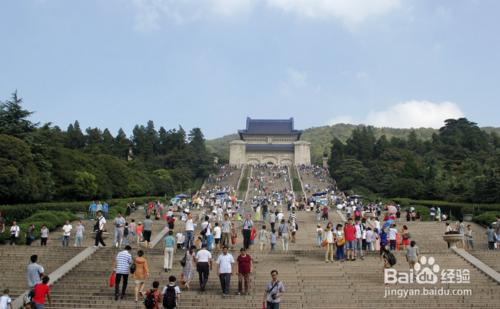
{"left": 144, "top": 281, "right": 160, "bottom": 309}
{"left": 33, "top": 275, "right": 51, "bottom": 308}
{"left": 343, "top": 218, "right": 356, "bottom": 261}
{"left": 236, "top": 248, "right": 252, "bottom": 295}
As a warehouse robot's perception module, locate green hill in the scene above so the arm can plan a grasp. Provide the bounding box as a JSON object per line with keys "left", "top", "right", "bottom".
{"left": 207, "top": 124, "right": 500, "bottom": 164}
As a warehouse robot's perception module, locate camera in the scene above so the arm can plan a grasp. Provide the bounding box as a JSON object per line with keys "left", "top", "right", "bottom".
{"left": 271, "top": 294, "right": 277, "bottom": 300}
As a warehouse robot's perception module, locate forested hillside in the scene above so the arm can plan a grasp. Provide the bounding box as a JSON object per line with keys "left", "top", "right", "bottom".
{"left": 329, "top": 118, "right": 500, "bottom": 203}
{"left": 0, "top": 92, "right": 214, "bottom": 204}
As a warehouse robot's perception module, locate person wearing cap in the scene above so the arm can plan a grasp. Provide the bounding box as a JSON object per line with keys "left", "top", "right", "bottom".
{"left": 216, "top": 245, "right": 235, "bottom": 296}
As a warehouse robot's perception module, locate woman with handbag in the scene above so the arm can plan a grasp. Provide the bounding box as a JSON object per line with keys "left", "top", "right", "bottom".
{"left": 335, "top": 224, "right": 346, "bottom": 262}
{"left": 181, "top": 246, "right": 196, "bottom": 290}
{"left": 133, "top": 250, "right": 149, "bottom": 303}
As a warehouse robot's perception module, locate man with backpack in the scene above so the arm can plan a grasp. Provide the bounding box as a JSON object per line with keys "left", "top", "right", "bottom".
{"left": 161, "top": 276, "right": 181, "bottom": 309}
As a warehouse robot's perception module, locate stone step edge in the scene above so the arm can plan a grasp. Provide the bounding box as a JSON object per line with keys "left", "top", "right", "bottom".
{"left": 451, "top": 247, "right": 500, "bottom": 284}
{"left": 12, "top": 246, "right": 99, "bottom": 309}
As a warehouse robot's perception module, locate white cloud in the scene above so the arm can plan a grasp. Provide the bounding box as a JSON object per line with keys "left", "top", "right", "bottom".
{"left": 328, "top": 100, "right": 464, "bottom": 128}
{"left": 131, "top": 0, "right": 402, "bottom": 31}
{"left": 366, "top": 101, "right": 464, "bottom": 128}
{"left": 266, "top": 0, "right": 401, "bottom": 26}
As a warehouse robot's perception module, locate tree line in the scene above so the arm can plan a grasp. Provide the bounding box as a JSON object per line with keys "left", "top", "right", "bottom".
{"left": 0, "top": 91, "right": 215, "bottom": 204}
{"left": 328, "top": 118, "right": 500, "bottom": 203}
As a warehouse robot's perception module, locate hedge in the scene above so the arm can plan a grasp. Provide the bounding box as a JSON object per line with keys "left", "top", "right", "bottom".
{"left": 472, "top": 211, "right": 500, "bottom": 227}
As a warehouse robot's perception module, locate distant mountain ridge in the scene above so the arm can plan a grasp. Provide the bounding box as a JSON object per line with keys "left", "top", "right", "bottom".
{"left": 206, "top": 123, "right": 500, "bottom": 164}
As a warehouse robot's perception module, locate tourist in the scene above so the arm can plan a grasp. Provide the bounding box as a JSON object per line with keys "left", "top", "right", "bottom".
{"left": 354, "top": 219, "right": 364, "bottom": 260}
{"left": 94, "top": 210, "right": 106, "bottom": 247}
{"left": 27, "top": 255, "right": 45, "bottom": 289}
{"left": 200, "top": 216, "right": 213, "bottom": 251}
{"left": 113, "top": 245, "right": 132, "bottom": 300}
{"left": 262, "top": 270, "right": 285, "bottom": 309}
{"left": 430, "top": 207, "right": 436, "bottom": 221}
{"left": 0, "top": 212, "right": 5, "bottom": 234}
{"left": 259, "top": 225, "right": 270, "bottom": 252}
{"left": 103, "top": 202, "right": 109, "bottom": 219}
{"left": 270, "top": 230, "right": 277, "bottom": 252}
{"left": 26, "top": 224, "right": 35, "bottom": 246}
{"left": 143, "top": 215, "right": 154, "bottom": 248}
{"left": 344, "top": 218, "right": 356, "bottom": 261}
{"left": 388, "top": 224, "right": 398, "bottom": 251}
{"left": 278, "top": 219, "right": 290, "bottom": 253}
{"left": 221, "top": 213, "right": 232, "bottom": 248}
{"left": 401, "top": 225, "right": 410, "bottom": 250}
{"left": 242, "top": 214, "right": 254, "bottom": 250}
{"left": 496, "top": 216, "right": 500, "bottom": 250}
{"left": 290, "top": 220, "right": 298, "bottom": 243}
{"left": 74, "top": 220, "right": 85, "bottom": 247}
{"left": 143, "top": 281, "right": 160, "bottom": 309}
{"left": 486, "top": 225, "right": 496, "bottom": 250}
{"left": 237, "top": 248, "right": 252, "bottom": 295}
{"left": 164, "top": 231, "right": 176, "bottom": 272}
{"left": 184, "top": 212, "right": 195, "bottom": 250}
{"left": 231, "top": 224, "right": 238, "bottom": 249}
{"left": 335, "top": 224, "right": 345, "bottom": 261}
{"left": 216, "top": 245, "right": 235, "bottom": 296}
{"left": 128, "top": 219, "right": 136, "bottom": 245}
{"left": 89, "top": 201, "right": 96, "bottom": 219}
{"left": 316, "top": 224, "right": 323, "bottom": 248}
{"left": 161, "top": 276, "right": 181, "bottom": 309}
{"left": 61, "top": 220, "right": 72, "bottom": 247}
{"left": 40, "top": 225, "right": 49, "bottom": 246}
{"left": 324, "top": 225, "right": 334, "bottom": 263}
{"left": 133, "top": 250, "right": 149, "bottom": 303}
{"left": 181, "top": 246, "right": 196, "bottom": 290}
{"left": 114, "top": 212, "right": 126, "bottom": 248}
{"left": 123, "top": 222, "right": 130, "bottom": 246}
{"left": 9, "top": 221, "right": 20, "bottom": 245}
{"left": 213, "top": 222, "right": 222, "bottom": 251}
{"left": 195, "top": 244, "right": 213, "bottom": 292}
{"left": 269, "top": 211, "right": 276, "bottom": 233}
{"left": 176, "top": 231, "right": 185, "bottom": 250}
{"left": 381, "top": 246, "right": 396, "bottom": 276}
{"left": 465, "top": 224, "right": 474, "bottom": 250}
{"left": 32, "top": 275, "right": 51, "bottom": 308}
{"left": 136, "top": 222, "right": 144, "bottom": 244}
{"left": 0, "top": 288, "right": 12, "bottom": 309}
{"left": 96, "top": 201, "right": 103, "bottom": 216}
{"left": 365, "top": 227, "right": 374, "bottom": 252}
{"left": 406, "top": 241, "right": 419, "bottom": 269}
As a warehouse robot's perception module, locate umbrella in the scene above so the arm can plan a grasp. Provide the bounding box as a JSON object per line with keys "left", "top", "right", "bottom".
{"left": 383, "top": 219, "right": 394, "bottom": 229}
{"left": 176, "top": 194, "right": 188, "bottom": 199}
{"left": 313, "top": 191, "right": 327, "bottom": 197}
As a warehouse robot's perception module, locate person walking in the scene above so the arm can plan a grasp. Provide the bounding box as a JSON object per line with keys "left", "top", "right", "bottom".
{"left": 278, "top": 219, "right": 289, "bottom": 253}
{"left": 164, "top": 231, "right": 176, "bottom": 272}
{"left": 262, "top": 270, "right": 285, "bottom": 309}
{"left": 113, "top": 213, "right": 126, "bottom": 248}
{"left": 216, "top": 246, "right": 235, "bottom": 296}
{"left": 181, "top": 246, "right": 196, "bottom": 290}
{"left": 94, "top": 211, "right": 106, "bottom": 247}
{"left": 195, "top": 244, "right": 212, "bottom": 292}
{"left": 324, "top": 225, "right": 334, "bottom": 263}
{"left": 401, "top": 225, "right": 410, "bottom": 251}
{"left": 27, "top": 255, "right": 45, "bottom": 289}
{"left": 133, "top": 250, "right": 149, "bottom": 303}
{"left": 466, "top": 224, "right": 474, "bottom": 250}
{"left": 0, "top": 288, "right": 13, "bottom": 309}
{"left": 161, "top": 276, "right": 181, "bottom": 309}
{"left": 259, "top": 225, "right": 270, "bottom": 252}
{"left": 406, "top": 241, "right": 419, "bottom": 269}
{"left": 236, "top": 248, "right": 252, "bottom": 295}
{"left": 143, "top": 215, "right": 154, "bottom": 248}
{"left": 486, "top": 225, "right": 496, "bottom": 250}
{"left": 113, "top": 245, "right": 133, "bottom": 300}
{"left": 74, "top": 221, "right": 85, "bottom": 247}
{"left": 26, "top": 224, "right": 35, "bottom": 246}
{"left": 242, "top": 214, "right": 254, "bottom": 250}
{"left": 184, "top": 212, "right": 195, "bottom": 250}
{"left": 221, "top": 214, "right": 232, "bottom": 248}
{"left": 32, "top": 276, "right": 51, "bottom": 309}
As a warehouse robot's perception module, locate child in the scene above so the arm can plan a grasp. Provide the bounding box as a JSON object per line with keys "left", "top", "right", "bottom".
{"left": 144, "top": 281, "right": 160, "bottom": 309}
{"left": 270, "top": 231, "right": 277, "bottom": 252}
{"left": 136, "top": 222, "right": 144, "bottom": 244}
{"left": 316, "top": 224, "right": 323, "bottom": 248}
{"left": 0, "top": 288, "right": 12, "bottom": 309}
{"left": 162, "top": 276, "right": 181, "bottom": 309}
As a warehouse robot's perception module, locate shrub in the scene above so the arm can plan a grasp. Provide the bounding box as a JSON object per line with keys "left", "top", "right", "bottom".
{"left": 473, "top": 211, "right": 500, "bottom": 227}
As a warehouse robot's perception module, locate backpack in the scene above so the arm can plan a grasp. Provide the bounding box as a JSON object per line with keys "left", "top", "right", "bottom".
{"left": 163, "top": 285, "right": 176, "bottom": 308}
{"left": 386, "top": 251, "right": 397, "bottom": 266}
{"left": 143, "top": 289, "right": 156, "bottom": 308}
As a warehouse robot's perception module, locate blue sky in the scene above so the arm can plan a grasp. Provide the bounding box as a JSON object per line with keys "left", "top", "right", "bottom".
{"left": 1, "top": 0, "right": 499, "bottom": 139}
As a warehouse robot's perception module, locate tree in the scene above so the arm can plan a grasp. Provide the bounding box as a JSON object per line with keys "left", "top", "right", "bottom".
{"left": 73, "top": 171, "right": 98, "bottom": 199}
{"left": 0, "top": 90, "right": 36, "bottom": 138}
{"left": 66, "top": 121, "right": 85, "bottom": 149}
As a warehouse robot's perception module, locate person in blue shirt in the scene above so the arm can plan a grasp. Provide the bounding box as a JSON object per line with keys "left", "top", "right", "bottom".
{"left": 103, "top": 202, "right": 109, "bottom": 219}
{"left": 164, "top": 231, "right": 176, "bottom": 272}
{"left": 379, "top": 228, "right": 388, "bottom": 257}
{"left": 89, "top": 201, "right": 97, "bottom": 219}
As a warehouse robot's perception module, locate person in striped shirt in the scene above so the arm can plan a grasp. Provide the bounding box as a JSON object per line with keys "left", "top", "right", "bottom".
{"left": 113, "top": 245, "right": 132, "bottom": 300}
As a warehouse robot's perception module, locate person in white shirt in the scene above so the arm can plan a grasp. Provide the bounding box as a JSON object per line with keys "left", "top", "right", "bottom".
{"left": 195, "top": 244, "right": 212, "bottom": 292}
{"left": 9, "top": 221, "right": 20, "bottom": 245}
{"left": 74, "top": 220, "right": 85, "bottom": 247}
{"left": 0, "top": 288, "right": 12, "bottom": 309}
{"left": 176, "top": 232, "right": 185, "bottom": 250}
{"left": 94, "top": 211, "right": 107, "bottom": 247}
{"left": 184, "top": 212, "right": 195, "bottom": 250}
{"left": 62, "top": 221, "right": 72, "bottom": 247}
{"left": 213, "top": 223, "right": 222, "bottom": 251}
{"left": 354, "top": 220, "right": 364, "bottom": 260}
{"left": 389, "top": 224, "right": 398, "bottom": 251}
{"left": 216, "top": 246, "right": 235, "bottom": 296}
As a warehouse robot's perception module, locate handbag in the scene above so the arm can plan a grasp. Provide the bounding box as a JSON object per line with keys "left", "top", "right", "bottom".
{"left": 109, "top": 271, "right": 116, "bottom": 288}
{"left": 321, "top": 239, "right": 328, "bottom": 247}
{"left": 336, "top": 238, "right": 345, "bottom": 246}
{"left": 180, "top": 253, "right": 187, "bottom": 267}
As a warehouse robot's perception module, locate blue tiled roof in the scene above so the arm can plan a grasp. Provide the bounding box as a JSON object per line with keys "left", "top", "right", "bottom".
{"left": 246, "top": 144, "right": 294, "bottom": 152}
{"left": 238, "top": 117, "right": 302, "bottom": 138}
